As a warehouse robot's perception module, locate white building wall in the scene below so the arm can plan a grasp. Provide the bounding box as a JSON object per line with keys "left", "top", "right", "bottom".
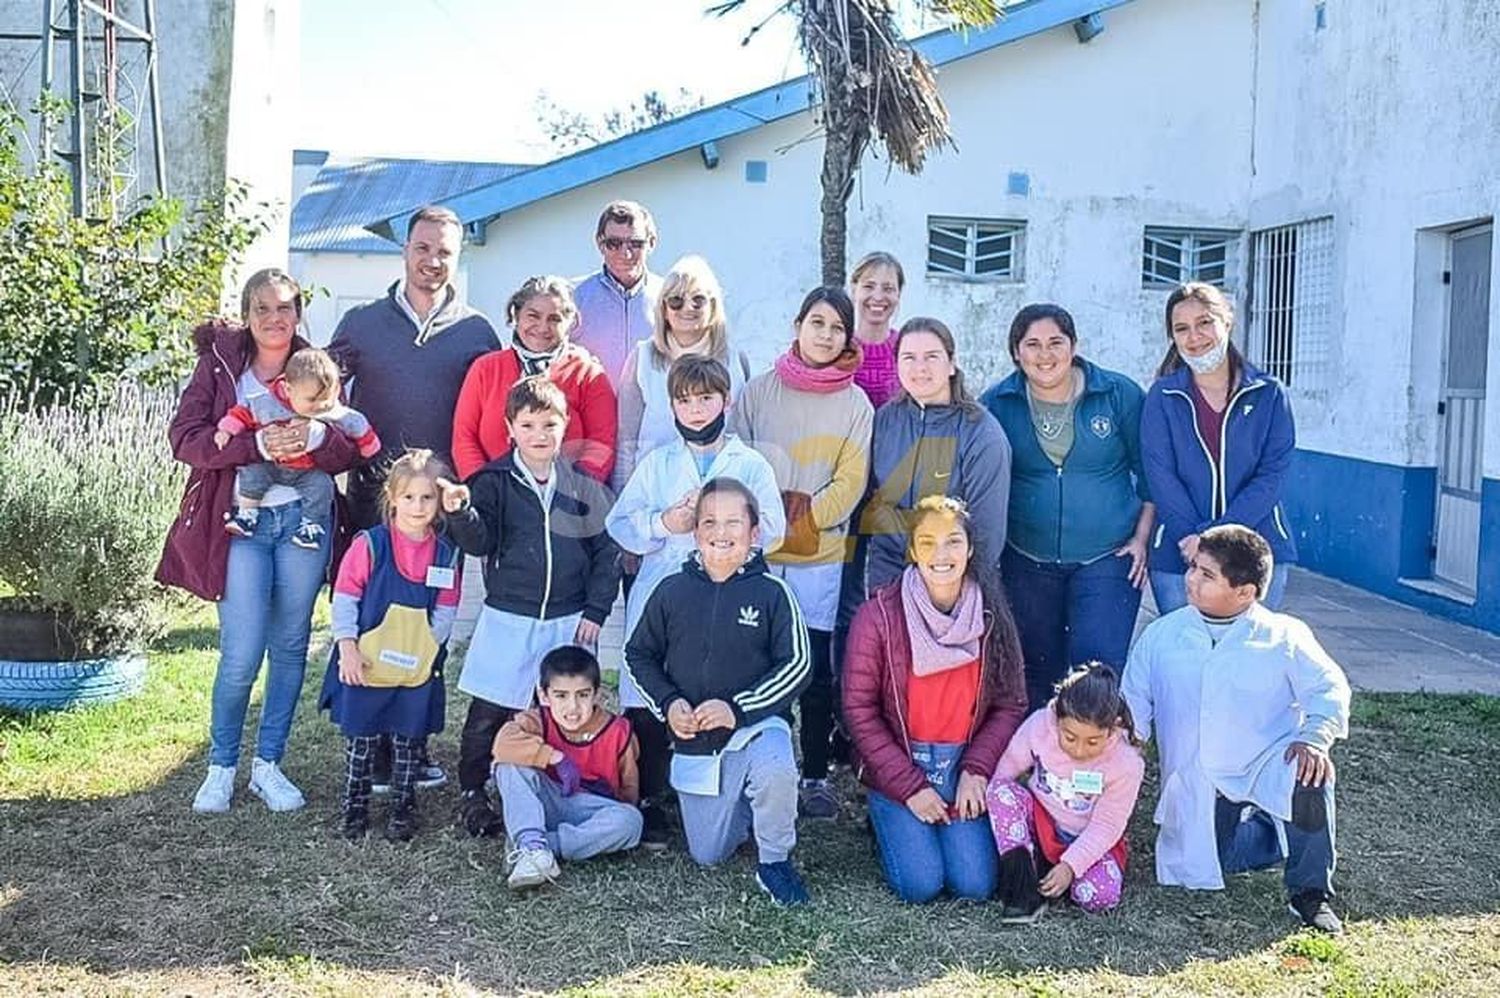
{"left": 1249, "top": 0, "right": 1500, "bottom": 473}
{"left": 458, "top": 0, "right": 1252, "bottom": 393}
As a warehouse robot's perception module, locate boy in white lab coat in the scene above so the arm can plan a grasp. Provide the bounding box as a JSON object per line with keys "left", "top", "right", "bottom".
{"left": 1123, "top": 524, "right": 1350, "bottom": 934}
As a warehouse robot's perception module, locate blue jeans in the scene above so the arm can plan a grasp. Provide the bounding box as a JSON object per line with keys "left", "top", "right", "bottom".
{"left": 1214, "top": 781, "right": 1337, "bottom": 896}
{"left": 1150, "top": 563, "right": 1289, "bottom": 615}
{"left": 1002, "top": 547, "right": 1142, "bottom": 710}
{"left": 866, "top": 742, "right": 999, "bottom": 903}
{"left": 210, "top": 501, "right": 330, "bottom": 767}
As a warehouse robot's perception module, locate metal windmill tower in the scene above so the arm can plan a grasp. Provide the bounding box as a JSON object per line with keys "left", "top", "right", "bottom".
{"left": 0, "top": 0, "right": 167, "bottom": 219}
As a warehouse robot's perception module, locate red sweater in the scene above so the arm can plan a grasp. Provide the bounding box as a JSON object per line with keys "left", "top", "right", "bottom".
{"left": 842, "top": 582, "right": 1028, "bottom": 803}
{"left": 450, "top": 344, "right": 617, "bottom": 482}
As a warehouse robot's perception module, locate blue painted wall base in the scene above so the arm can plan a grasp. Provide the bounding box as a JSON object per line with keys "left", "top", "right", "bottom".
{"left": 1284, "top": 449, "right": 1500, "bottom": 634}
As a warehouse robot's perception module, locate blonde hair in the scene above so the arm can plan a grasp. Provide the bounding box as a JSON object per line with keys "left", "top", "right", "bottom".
{"left": 380, "top": 449, "right": 452, "bottom": 525}
{"left": 651, "top": 255, "right": 729, "bottom": 370}
{"left": 849, "top": 250, "right": 906, "bottom": 290}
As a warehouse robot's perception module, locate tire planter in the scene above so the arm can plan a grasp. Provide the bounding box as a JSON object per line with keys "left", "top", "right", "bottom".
{"left": 0, "top": 603, "right": 146, "bottom": 711}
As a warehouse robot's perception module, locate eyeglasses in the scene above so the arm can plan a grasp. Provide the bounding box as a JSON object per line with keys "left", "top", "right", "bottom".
{"left": 601, "top": 237, "right": 649, "bottom": 252}
{"left": 665, "top": 294, "right": 710, "bottom": 311}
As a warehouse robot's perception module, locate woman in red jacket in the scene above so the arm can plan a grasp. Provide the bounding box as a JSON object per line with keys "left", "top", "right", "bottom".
{"left": 843, "top": 495, "right": 1028, "bottom": 903}
{"left": 157, "top": 268, "right": 360, "bottom": 817}
{"left": 451, "top": 276, "right": 617, "bottom": 483}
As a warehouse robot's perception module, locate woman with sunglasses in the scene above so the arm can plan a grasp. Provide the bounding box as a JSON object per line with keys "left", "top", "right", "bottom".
{"left": 613, "top": 255, "right": 753, "bottom": 492}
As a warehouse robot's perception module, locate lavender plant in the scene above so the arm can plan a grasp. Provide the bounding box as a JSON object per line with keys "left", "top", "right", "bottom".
{"left": 0, "top": 385, "right": 186, "bottom": 653}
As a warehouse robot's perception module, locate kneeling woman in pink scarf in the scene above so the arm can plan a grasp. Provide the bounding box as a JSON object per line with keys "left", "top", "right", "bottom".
{"left": 842, "top": 495, "right": 1028, "bottom": 903}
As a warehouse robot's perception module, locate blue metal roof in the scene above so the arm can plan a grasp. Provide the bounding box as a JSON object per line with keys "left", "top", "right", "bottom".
{"left": 368, "top": 0, "right": 1135, "bottom": 242}
{"left": 290, "top": 156, "right": 532, "bottom": 253}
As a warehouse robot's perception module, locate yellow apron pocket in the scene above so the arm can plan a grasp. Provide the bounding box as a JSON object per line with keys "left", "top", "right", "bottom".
{"left": 358, "top": 604, "right": 439, "bottom": 688}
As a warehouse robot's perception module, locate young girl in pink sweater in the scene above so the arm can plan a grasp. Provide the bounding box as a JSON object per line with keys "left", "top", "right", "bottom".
{"left": 986, "top": 662, "right": 1144, "bottom": 920}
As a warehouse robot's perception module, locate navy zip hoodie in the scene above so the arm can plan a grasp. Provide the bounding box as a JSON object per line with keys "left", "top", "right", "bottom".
{"left": 447, "top": 452, "right": 621, "bottom": 623}
{"left": 627, "top": 550, "right": 812, "bottom": 756}
{"left": 1140, "top": 361, "right": 1298, "bottom": 573}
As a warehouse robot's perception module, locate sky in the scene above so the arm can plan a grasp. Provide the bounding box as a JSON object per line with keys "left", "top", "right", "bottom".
{"left": 295, "top": 0, "right": 807, "bottom": 164}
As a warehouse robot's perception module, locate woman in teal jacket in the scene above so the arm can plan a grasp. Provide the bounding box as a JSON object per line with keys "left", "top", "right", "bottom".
{"left": 980, "top": 304, "right": 1154, "bottom": 708}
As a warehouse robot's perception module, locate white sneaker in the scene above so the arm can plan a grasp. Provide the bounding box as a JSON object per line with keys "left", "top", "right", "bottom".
{"left": 506, "top": 844, "right": 560, "bottom": 890}
{"left": 192, "top": 764, "right": 236, "bottom": 813}
{"left": 249, "top": 757, "right": 306, "bottom": 812}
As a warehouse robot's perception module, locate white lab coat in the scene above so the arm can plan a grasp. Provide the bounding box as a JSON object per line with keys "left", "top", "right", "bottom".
{"left": 1122, "top": 603, "right": 1350, "bottom": 889}
{"left": 605, "top": 434, "right": 785, "bottom": 707}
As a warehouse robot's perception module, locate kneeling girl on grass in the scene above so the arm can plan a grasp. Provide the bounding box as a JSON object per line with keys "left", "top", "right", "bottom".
{"left": 986, "top": 663, "right": 1144, "bottom": 921}
{"left": 319, "top": 449, "right": 463, "bottom": 841}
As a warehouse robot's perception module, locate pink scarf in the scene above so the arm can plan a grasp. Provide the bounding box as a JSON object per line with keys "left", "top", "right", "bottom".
{"left": 899, "top": 566, "right": 985, "bottom": 676}
{"left": 773, "top": 340, "right": 863, "bottom": 394}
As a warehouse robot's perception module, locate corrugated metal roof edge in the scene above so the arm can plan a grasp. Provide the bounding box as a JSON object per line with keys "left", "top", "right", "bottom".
{"left": 366, "top": 0, "right": 1135, "bottom": 243}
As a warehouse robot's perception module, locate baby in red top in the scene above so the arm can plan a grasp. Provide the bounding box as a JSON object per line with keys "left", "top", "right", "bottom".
{"left": 215, "top": 348, "right": 380, "bottom": 549}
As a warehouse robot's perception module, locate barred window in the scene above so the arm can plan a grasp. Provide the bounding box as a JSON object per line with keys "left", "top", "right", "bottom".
{"left": 1142, "top": 227, "right": 1240, "bottom": 288}
{"left": 926, "top": 217, "right": 1025, "bottom": 281}
{"left": 1246, "top": 217, "right": 1335, "bottom": 389}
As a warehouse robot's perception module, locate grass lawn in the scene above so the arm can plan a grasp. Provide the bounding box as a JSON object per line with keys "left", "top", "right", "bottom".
{"left": 2, "top": 608, "right": 1498, "bottom": 996}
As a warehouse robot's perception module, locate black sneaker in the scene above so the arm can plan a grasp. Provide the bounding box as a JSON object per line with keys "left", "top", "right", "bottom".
{"left": 459, "top": 789, "right": 504, "bottom": 838}
{"left": 798, "top": 778, "right": 839, "bottom": 820}
{"left": 224, "top": 507, "right": 259, "bottom": 537}
{"left": 639, "top": 800, "right": 671, "bottom": 852}
{"left": 1289, "top": 890, "right": 1344, "bottom": 935}
{"left": 341, "top": 808, "right": 369, "bottom": 841}
{"left": 385, "top": 802, "right": 418, "bottom": 842}
{"left": 290, "top": 518, "right": 326, "bottom": 551}
{"left": 756, "top": 860, "right": 811, "bottom": 907}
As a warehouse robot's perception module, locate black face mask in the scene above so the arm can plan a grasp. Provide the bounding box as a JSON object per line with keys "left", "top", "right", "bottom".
{"left": 675, "top": 411, "right": 725, "bottom": 446}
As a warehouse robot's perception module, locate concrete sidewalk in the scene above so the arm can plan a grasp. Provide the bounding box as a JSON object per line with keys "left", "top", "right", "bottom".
{"left": 1142, "top": 567, "right": 1500, "bottom": 695}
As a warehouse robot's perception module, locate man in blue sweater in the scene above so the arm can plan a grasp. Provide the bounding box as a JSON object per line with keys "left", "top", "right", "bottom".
{"left": 627, "top": 477, "right": 813, "bottom": 906}
{"left": 328, "top": 204, "right": 500, "bottom": 791}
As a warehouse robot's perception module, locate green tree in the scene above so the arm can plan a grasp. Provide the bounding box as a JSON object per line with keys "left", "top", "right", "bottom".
{"left": 713, "top": 0, "right": 1000, "bottom": 284}
{"left": 0, "top": 104, "right": 267, "bottom": 407}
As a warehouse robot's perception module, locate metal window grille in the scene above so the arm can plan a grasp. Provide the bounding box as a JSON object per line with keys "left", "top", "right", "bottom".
{"left": 926, "top": 217, "right": 1025, "bottom": 280}
{"left": 1246, "top": 217, "right": 1334, "bottom": 388}
{"left": 1142, "top": 227, "right": 1240, "bottom": 288}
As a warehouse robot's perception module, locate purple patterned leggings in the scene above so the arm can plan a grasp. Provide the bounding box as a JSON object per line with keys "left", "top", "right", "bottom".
{"left": 986, "top": 777, "right": 1125, "bottom": 913}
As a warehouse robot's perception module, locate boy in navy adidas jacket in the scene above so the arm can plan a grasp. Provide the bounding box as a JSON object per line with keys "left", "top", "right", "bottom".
{"left": 627, "top": 477, "right": 813, "bottom": 906}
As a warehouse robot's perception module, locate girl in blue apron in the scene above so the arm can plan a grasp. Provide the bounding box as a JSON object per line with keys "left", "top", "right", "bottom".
{"left": 320, "top": 450, "right": 463, "bottom": 840}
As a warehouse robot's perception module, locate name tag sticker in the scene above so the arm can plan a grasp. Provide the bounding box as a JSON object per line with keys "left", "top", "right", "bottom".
{"left": 425, "top": 566, "right": 456, "bottom": 590}
{"left": 1071, "top": 769, "right": 1105, "bottom": 795}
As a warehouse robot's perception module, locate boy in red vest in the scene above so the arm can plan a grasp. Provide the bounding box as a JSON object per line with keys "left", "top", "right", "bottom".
{"left": 490, "top": 646, "right": 643, "bottom": 889}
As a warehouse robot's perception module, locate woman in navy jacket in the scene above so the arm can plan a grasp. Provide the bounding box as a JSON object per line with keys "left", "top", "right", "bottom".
{"left": 981, "top": 304, "right": 1154, "bottom": 709}
{"left": 1140, "top": 283, "right": 1297, "bottom": 612}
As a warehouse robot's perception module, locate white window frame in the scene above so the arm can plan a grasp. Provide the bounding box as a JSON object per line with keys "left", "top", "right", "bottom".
{"left": 926, "top": 216, "right": 1026, "bottom": 282}
{"left": 1142, "top": 226, "right": 1240, "bottom": 288}
{"left": 1245, "top": 216, "right": 1335, "bottom": 390}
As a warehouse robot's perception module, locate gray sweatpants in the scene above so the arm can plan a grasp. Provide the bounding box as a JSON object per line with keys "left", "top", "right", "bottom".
{"left": 494, "top": 763, "right": 642, "bottom": 860}
{"left": 678, "top": 725, "right": 798, "bottom": 866}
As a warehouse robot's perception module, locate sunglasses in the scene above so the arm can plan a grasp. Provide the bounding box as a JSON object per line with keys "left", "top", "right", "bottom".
{"left": 665, "top": 293, "right": 711, "bottom": 311}
{"left": 601, "top": 237, "right": 649, "bottom": 252}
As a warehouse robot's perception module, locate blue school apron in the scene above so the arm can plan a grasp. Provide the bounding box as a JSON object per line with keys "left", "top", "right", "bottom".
{"left": 318, "top": 526, "right": 455, "bottom": 738}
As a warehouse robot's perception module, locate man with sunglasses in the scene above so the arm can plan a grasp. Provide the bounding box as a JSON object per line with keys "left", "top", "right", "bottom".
{"left": 573, "top": 200, "right": 662, "bottom": 387}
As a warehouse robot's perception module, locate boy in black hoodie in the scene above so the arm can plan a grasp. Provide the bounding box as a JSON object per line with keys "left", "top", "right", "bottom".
{"left": 443, "top": 376, "right": 621, "bottom": 837}
{"left": 627, "top": 477, "right": 813, "bottom": 906}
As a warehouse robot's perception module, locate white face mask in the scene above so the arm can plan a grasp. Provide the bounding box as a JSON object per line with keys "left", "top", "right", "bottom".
{"left": 1183, "top": 338, "right": 1228, "bottom": 375}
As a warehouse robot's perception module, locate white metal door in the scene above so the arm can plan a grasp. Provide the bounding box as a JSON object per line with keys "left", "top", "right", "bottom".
{"left": 1435, "top": 225, "right": 1492, "bottom": 592}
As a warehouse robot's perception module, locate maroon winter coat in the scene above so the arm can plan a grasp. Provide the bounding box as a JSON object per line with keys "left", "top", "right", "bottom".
{"left": 155, "top": 320, "right": 358, "bottom": 601}
{"left": 841, "top": 580, "right": 1028, "bottom": 804}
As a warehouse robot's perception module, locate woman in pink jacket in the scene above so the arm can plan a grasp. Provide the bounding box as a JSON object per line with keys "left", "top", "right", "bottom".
{"left": 841, "top": 495, "right": 1028, "bottom": 904}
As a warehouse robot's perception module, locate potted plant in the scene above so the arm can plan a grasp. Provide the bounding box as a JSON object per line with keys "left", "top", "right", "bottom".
{"left": 0, "top": 386, "right": 185, "bottom": 710}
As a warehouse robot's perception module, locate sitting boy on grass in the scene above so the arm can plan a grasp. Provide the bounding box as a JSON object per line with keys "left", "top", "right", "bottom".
{"left": 1123, "top": 524, "right": 1351, "bottom": 934}
{"left": 626, "top": 477, "right": 813, "bottom": 906}
{"left": 491, "top": 645, "right": 644, "bottom": 890}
